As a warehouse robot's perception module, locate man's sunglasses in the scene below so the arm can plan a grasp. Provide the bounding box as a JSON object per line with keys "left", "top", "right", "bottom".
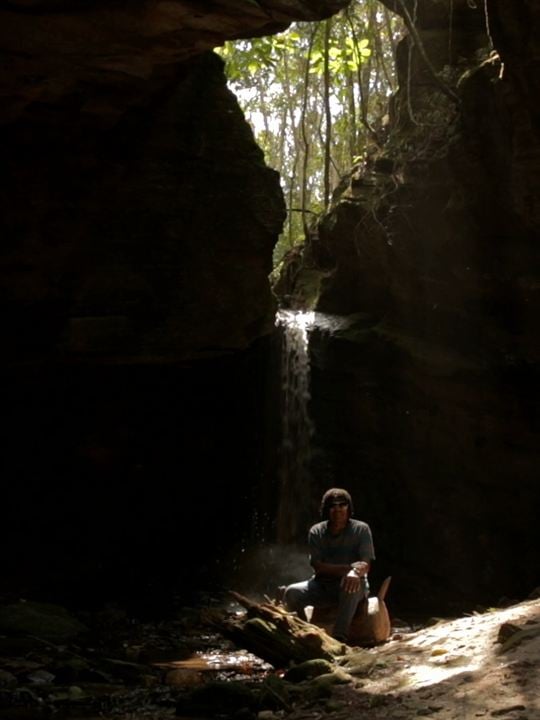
{"left": 329, "top": 501, "right": 349, "bottom": 508}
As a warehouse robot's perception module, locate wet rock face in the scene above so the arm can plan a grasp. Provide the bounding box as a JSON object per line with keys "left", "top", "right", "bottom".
{"left": 487, "top": 0, "right": 540, "bottom": 232}
{"left": 283, "top": 1, "right": 540, "bottom": 610}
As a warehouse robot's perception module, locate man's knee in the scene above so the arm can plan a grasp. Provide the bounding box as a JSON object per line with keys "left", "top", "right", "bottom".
{"left": 283, "top": 583, "right": 307, "bottom": 612}
{"left": 283, "top": 585, "right": 300, "bottom": 611}
{"left": 354, "top": 594, "right": 368, "bottom": 617}
{"left": 340, "top": 578, "right": 368, "bottom": 602}
{"left": 338, "top": 586, "right": 366, "bottom": 605}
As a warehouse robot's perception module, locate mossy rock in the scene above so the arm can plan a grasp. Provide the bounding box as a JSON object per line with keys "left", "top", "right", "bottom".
{"left": 0, "top": 601, "right": 87, "bottom": 641}
{"left": 338, "top": 649, "right": 378, "bottom": 676}
{"left": 309, "top": 667, "right": 353, "bottom": 689}
{"left": 258, "top": 675, "right": 292, "bottom": 710}
{"left": 285, "top": 658, "right": 334, "bottom": 683}
{"left": 284, "top": 668, "right": 354, "bottom": 706}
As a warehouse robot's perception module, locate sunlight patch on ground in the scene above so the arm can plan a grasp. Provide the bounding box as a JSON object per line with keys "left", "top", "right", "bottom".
{"left": 398, "top": 656, "right": 477, "bottom": 688}
{"left": 355, "top": 597, "right": 540, "bottom": 715}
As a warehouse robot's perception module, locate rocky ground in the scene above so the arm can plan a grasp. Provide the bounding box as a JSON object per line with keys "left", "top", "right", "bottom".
{"left": 0, "top": 593, "right": 538, "bottom": 720}
{"left": 328, "top": 597, "right": 540, "bottom": 720}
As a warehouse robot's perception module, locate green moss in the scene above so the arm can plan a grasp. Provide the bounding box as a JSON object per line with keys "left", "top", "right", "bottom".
{"left": 285, "top": 658, "right": 334, "bottom": 682}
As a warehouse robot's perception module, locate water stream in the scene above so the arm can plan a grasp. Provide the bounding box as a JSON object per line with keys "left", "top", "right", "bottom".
{"left": 275, "top": 310, "right": 316, "bottom": 544}
{"left": 274, "top": 310, "right": 358, "bottom": 544}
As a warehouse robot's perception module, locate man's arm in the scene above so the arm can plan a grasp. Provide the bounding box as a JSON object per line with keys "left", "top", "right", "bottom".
{"left": 311, "top": 559, "right": 371, "bottom": 579}
{"left": 311, "top": 560, "right": 350, "bottom": 578}
{"left": 312, "top": 558, "right": 371, "bottom": 593}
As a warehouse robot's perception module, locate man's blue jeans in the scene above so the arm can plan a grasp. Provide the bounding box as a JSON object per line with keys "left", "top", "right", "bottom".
{"left": 284, "top": 576, "right": 368, "bottom": 640}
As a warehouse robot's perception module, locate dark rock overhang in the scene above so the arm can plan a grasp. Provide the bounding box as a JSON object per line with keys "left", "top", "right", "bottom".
{"left": 0, "top": 0, "right": 351, "bottom": 124}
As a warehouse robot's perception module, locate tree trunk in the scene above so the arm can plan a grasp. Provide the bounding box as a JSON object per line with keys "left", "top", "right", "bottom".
{"left": 323, "top": 18, "right": 332, "bottom": 209}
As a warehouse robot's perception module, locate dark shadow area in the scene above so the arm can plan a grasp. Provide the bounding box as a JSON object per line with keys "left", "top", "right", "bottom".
{"left": 0, "top": 339, "right": 275, "bottom": 613}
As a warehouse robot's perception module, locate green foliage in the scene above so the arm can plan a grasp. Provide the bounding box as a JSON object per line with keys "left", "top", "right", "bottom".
{"left": 310, "top": 36, "right": 371, "bottom": 76}
{"left": 215, "top": 0, "right": 404, "bottom": 267}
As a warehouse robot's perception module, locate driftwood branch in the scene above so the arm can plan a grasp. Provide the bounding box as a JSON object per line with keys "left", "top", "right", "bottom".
{"left": 216, "top": 591, "right": 347, "bottom": 668}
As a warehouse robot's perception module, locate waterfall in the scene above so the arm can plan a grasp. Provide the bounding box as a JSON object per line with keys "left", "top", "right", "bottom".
{"left": 228, "top": 309, "right": 355, "bottom": 593}
{"left": 274, "top": 310, "right": 358, "bottom": 545}
{"left": 275, "top": 309, "right": 316, "bottom": 544}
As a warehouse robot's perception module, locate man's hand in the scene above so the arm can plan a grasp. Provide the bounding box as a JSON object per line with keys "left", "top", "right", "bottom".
{"left": 340, "top": 570, "right": 362, "bottom": 594}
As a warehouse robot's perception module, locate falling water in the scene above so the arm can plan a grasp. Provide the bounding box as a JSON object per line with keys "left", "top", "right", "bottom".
{"left": 275, "top": 309, "right": 316, "bottom": 544}
{"left": 228, "top": 310, "right": 355, "bottom": 592}
{"left": 273, "top": 310, "right": 359, "bottom": 545}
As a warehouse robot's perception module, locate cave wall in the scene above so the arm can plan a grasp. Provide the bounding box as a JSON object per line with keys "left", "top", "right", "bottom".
{"left": 0, "top": 0, "right": 350, "bottom": 602}
{"left": 284, "top": 0, "right": 540, "bottom": 611}
{"left": 0, "top": 49, "right": 281, "bottom": 604}
{"left": 2, "top": 0, "right": 538, "bottom": 611}
{"left": 0, "top": 0, "right": 350, "bottom": 363}
{"left": 1, "top": 53, "right": 283, "bottom": 364}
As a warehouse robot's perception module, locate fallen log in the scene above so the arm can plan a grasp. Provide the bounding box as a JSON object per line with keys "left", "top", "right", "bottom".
{"left": 216, "top": 591, "right": 347, "bottom": 668}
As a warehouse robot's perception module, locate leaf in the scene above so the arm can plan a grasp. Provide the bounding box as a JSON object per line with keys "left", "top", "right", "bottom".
{"left": 430, "top": 647, "right": 448, "bottom": 656}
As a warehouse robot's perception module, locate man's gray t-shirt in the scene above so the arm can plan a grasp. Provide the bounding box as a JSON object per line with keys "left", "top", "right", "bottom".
{"left": 308, "top": 519, "right": 375, "bottom": 571}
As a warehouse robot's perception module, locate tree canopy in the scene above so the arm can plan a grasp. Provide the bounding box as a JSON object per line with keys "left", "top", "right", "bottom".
{"left": 216, "top": 0, "right": 403, "bottom": 268}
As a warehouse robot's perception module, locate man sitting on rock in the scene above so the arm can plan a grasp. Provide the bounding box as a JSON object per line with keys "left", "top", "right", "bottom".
{"left": 283, "top": 487, "right": 375, "bottom": 643}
